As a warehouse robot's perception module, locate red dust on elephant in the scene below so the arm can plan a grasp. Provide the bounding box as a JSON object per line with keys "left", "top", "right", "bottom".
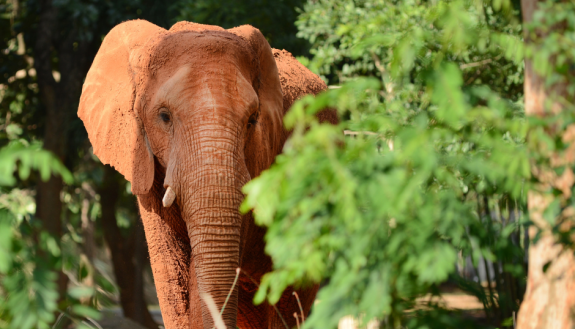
{"left": 78, "top": 19, "right": 337, "bottom": 329}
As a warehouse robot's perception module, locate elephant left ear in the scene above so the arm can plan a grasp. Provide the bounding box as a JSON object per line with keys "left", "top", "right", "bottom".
{"left": 227, "top": 25, "right": 285, "bottom": 154}
{"left": 78, "top": 20, "right": 165, "bottom": 195}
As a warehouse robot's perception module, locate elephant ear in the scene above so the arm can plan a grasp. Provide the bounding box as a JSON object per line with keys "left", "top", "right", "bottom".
{"left": 78, "top": 20, "right": 165, "bottom": 195}
{"left": 227, "top": 25, "right": 285, "bottom": 154}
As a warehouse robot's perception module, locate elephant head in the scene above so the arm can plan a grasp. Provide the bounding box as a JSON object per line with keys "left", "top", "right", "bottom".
{"left": 79, "top": 20, "right": 288, "bottom": 328}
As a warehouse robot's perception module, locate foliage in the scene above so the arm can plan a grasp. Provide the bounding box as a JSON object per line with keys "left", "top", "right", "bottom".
{"left": 0, "top": 140, "right": 73, "bottom": 186}
{"left": 243, "top": 0, "right": 528, "bottom": 327}
{"left": 0, "top": 141, "right": 101, "bottom": 329}
{"left": 297, "top": 0, "right": 523, "bottom": 92}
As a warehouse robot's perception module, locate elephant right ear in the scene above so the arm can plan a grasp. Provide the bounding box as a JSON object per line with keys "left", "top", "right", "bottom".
{"left": 78, "top": 20, "right": 164, "bottom": 195}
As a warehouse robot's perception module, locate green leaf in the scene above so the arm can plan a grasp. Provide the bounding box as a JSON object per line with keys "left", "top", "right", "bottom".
{"left": 71, "top": 305, "right": 101, "bottom": 319}
{"left": 68, "top": 287, "right": 95, "bottom": 299}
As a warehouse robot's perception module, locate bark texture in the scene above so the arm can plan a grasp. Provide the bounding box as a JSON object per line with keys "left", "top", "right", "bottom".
{"left": 33, "top": 0, "right": 95, "bottom": 301}
{"left": 516, "top": 1, "right": 575, "bottom": 328}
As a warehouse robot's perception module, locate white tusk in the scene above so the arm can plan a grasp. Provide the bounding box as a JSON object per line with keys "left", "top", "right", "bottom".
{"left": 162, "top": 187, "right": 176, "bottom": 208}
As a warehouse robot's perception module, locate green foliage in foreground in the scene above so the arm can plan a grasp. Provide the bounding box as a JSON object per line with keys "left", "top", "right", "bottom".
{"left": 243, "top": 0, "right": 528, "bottom": 327}
{"left": 0, "top": 141, "right": 66, "bottom": 328}
{"left": 0, "top": 142, "right": 100, "bottom": 329}
{"left": 0, "top": 141, "right": 73, "bottom": 186}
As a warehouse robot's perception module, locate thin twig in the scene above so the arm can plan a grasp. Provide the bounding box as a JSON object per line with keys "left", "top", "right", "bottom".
{"left": 239, "top": 269, "right": 289, "bottom": 329}
{"left": 293, "top": 291, "right": 305, "bottom": 322}
{"left": 200, "top": 293, "right": 226, "bottom": 329}
{"left": 343, "top": 130, "right": 378, "bottom": 136}
{"left": 87, "top": 317, "right": 103, "bottom": 329}
{"left": 220, "top": 268, "right": 241, "bottom": 315}
{"left": 483, "top": 195, "right": 502, "bottom": 321}
{"left": 475, "top": 195, "right": 495, "bottom": 322}
{"left": 370, "top": 51, "right": 393, "bottom": 95}
{"left": 52, "top": 312, "right": 66, "bottom": 329}
{"left": 460, "top": 58, "right": 493, "bottom": 69}
{"left": 82, "top": 318, "right": 103, "bottom": 329}
{"left": 52, "top": 308, "right": 103, "bottom": 329}
{"left": 465, "top": 69, "right": 483, "bottom": 85}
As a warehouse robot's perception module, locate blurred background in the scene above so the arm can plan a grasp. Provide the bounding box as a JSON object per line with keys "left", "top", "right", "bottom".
{"left": 1, "top": 0, "right": 573, "bottom": 328}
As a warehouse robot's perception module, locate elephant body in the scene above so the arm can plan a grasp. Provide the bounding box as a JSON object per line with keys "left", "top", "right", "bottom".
{"left": 78, "top": 20, "right": 336, "bottom": 329}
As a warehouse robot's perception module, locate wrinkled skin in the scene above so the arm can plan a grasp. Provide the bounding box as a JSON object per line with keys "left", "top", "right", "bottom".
{"left": 78, "top": 20, "right": 337, "bottom": 329}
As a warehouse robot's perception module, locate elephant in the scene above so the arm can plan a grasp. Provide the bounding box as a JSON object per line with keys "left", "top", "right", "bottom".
{"left": 78, "top": 19, "right": 337, "bottom": 329}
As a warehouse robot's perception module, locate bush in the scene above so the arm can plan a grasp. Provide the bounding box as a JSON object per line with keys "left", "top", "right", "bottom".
{"left": 0, "top": 141, "right": 100, "bottom": 329}
{"left": 242, "top": 0, "right": 528, "bottom": 327}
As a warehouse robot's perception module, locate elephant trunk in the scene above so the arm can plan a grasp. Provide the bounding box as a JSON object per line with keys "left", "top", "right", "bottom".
{"left": 177, "top": 130, "right": 250, "bottom": 329}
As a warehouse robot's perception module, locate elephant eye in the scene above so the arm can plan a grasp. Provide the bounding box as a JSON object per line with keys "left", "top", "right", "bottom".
{"left": 247, "top": 111, "right": 259, "bottom": 128}
{"left": 160, "top": 112, "right": 170, "bottom": 123}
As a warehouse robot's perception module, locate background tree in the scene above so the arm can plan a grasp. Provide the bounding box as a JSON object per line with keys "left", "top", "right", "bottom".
{"left": 516, "top": 0, "right": 575, "bottom": 328}
{"left": 98, "top": 165, "right": 157, "bottom": 328}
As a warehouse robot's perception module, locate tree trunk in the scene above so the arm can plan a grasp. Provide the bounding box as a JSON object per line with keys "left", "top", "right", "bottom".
{"left": 99, "top": 165, "right": 158, "bottom": 329}
{"left": 516, "top": 1, "right": 575, "bottom": 328}
{"left": 33, "top": 0, "right": 68, "bottom": 303}
{"left": 33, "top": 0, "right": 98, "bottom": 305}
{"left": 80, "top": 183, "right": 97, "bottom": 303}
{"left": 81, "top": 183, "right": 98, "bottom": 263}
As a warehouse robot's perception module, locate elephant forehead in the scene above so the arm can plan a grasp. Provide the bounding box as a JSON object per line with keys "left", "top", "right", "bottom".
{"left": 144, "top": 30, "right": 259, "bottom": 80}
{"left": 192, "top": 65, "right": 258, "bottom": 114}
{"left": 155, "top": 65, "right": 192, "bottom": 100}
{"left": 151, "top": 61, "right": 258, "bottom": 120}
